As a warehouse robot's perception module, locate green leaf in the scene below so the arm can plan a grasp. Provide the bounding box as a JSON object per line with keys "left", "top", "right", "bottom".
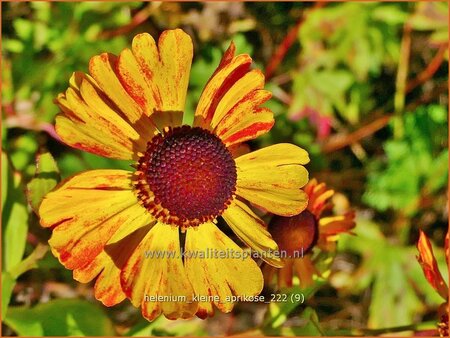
{"left": 3, "top": 39, "right": 24, "bottom": 53}
{"left": 26, "top": 152, "right": 60, "bottom": 214}
{"left": 372, "top": 5, "right": 408, "bottom": 25}
{"left": 4, "top": 299, "right": 116, "bottom": 336}
{"left": 126, "top": 316, "right": 207, "bottom": 336}
{"left": 1, "top": 152, "right": 9, "bottom": 212}
{"left": 263, "top": 282, "right": 324, "bottom": 329}
{"left": 9, "top": 134, "right": 39, "bottom": 173}
{"left": 2, "top": 271, "right": 16, "bottom": 317}
{"left": 13, "top": 18, "right": 33, "bottom": 41}
{"left": 2, "top": 244, "right": 48, "bottom": 318}
{"left": 281, "top": 307, "right": 324, "bottom": 336}
{"left": 2, "top": 151, "right": 29, "bottom": 271}
{"left": 410, "top": 2, "right": 448, "bottom": 31}
{"left": 9, "top": 244, "right": 48, "bottom": 279}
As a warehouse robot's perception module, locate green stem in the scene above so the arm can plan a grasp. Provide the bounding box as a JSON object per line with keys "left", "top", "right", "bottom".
{"left": 393, "top": 20, "right": 412, "bottom": 139}
{"left": 352, "top": 321, "right": 437, "bottom": 336}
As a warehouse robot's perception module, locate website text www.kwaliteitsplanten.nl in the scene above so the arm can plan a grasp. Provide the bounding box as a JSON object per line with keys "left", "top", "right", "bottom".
{"left": 143, "top": 247, "right": 305, "bottom": 260}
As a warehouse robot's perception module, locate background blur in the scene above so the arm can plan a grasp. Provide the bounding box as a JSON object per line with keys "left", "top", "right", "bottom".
{"left": 2, "top": 2, "right": 448, "bottom": 336}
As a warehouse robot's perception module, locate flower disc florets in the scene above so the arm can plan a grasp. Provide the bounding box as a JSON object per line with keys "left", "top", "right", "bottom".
{"left": 134, "top": 126, "right": 237, "bottom": 228}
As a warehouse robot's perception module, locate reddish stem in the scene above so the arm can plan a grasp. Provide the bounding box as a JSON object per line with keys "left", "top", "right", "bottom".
{"left": 265, "top": 3, "right": 325, "bottom": 80}
{"left": 406, "top": 43, "right": 448, "bottom": 93}
{"left": 322, "top": 114, "right": 392, "bottom": 153}
{"left": 99, "top": 5, "right": 154, "bottom": 39}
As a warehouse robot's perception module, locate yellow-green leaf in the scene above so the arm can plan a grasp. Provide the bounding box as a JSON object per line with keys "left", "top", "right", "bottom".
{"left": 26, "top": 151, "right": 60, "bottom": 214}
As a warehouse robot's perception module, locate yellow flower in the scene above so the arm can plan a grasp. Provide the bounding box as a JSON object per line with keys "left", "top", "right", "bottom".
{"left": 263, "top": 179, "right": 355, "bottom": 289}
{"left": 38, "top": 29, "right": 310, "bottom": 321}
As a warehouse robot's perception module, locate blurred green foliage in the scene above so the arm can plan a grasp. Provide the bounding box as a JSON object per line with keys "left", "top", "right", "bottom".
{"left": 364, "top": 105, "right": 448, "bottom": 215}
{"left": 4, "top": 298, "right": 115, "bottom": 336}
{"left": 338, "top": 219, "right": 447, "bottom": 329}
{"left": 291, "top": 2, "right": 404, "bottom": 125}
{"left": 2, "top": 1, "right": 448, "bottom": 336}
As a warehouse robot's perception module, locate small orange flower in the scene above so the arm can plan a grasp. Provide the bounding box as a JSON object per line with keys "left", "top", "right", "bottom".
{"left": 417, "top": 230, "right": 448, "bottom": 300}
{"left": 264, "top": 178, "right": 356, "bottom": 289}
{"left": 416, "top": 230, "right": 449, "bottom": 337}
{"left": 39, "top": 29, "right": 310, "bottom": 321}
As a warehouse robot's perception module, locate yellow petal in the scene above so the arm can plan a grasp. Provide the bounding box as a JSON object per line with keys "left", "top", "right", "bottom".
{"left": 131, "top": 30, "right": 193, "bottom": 112}
{"left": 235, "top": 144, "right": 310, "bottom": 216}
{"left": 222, "top": 199, "right": 282, "bottom": 267}
{"left": 150, "top": 110, "right": 184, "bottom": 131}
{"left": 56, "top": 30, "right": 193, "bottom": 159}
{"left": 55, "top": 116, "right": 133, "bottom": 160}
{"left": 194, "top": 42, "right": 252, "bottom": 125}
{"left": 39, "top": 170, "right": 153, "bottom": 270}
{"left": 185, "top": 222, "right": 263, "bottom": 318}
{"left": 121, "top": 223, "right": 197, "bottom": 321}
{"left": 55, "top": 73, "right": 147, "bottom": 159}
{"left": 319, "top": 212, "right": 356, "bottom": 237}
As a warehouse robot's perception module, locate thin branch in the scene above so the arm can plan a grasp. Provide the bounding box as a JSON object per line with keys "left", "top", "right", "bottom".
{"left": 393, "top": 21, "right": 412, "bottom": 139}
{"left": 265, "top": 3, "right": 325, "bottom": 80}
{"left": 98, "top": 4, "right": 156, "bottom": 39}
{"left": 321, "top": 115, "right": 391, "bottom": 153}
{"left": 320, "top": 83, "right": 446, "bottom": 154}
{"left": 406, "top": 43, "right": 448, "bottom": 93}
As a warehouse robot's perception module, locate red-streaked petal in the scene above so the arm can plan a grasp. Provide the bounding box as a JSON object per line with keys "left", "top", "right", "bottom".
{"left": 55, "top": 72, "right": 147, "bottom": 159}
{"left": 131, "top": 30, "right": 193, "bottom": 112}
{"left": 89, "top": 53, "right": 149, "bottom": 127}
{"left": 214, "top": 88, "right": 274, "bottom": 146}
{"left": 219, "top": 107, "right": 274, "bottom": 147}
{"left": 304, "top": 178, "right": 335, "bottom": 218}
{"left": 210, "top": 69, "right": 266, "bottom": 128}
{"left": 194, "top": 43, "right": 252, "bottom": 125}
{"left": 74, "top": 251, "right": 126, "bottom": 307}
{"left": 39, "top": 170, "right": 153, "bottom": 270}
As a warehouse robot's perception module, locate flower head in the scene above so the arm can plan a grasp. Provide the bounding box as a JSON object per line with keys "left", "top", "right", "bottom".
{"left": 39, "top": 29, "right": 310, "bottom": 321}
{"left": 264, "top": 178, "right": 355, "bottom": 289}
